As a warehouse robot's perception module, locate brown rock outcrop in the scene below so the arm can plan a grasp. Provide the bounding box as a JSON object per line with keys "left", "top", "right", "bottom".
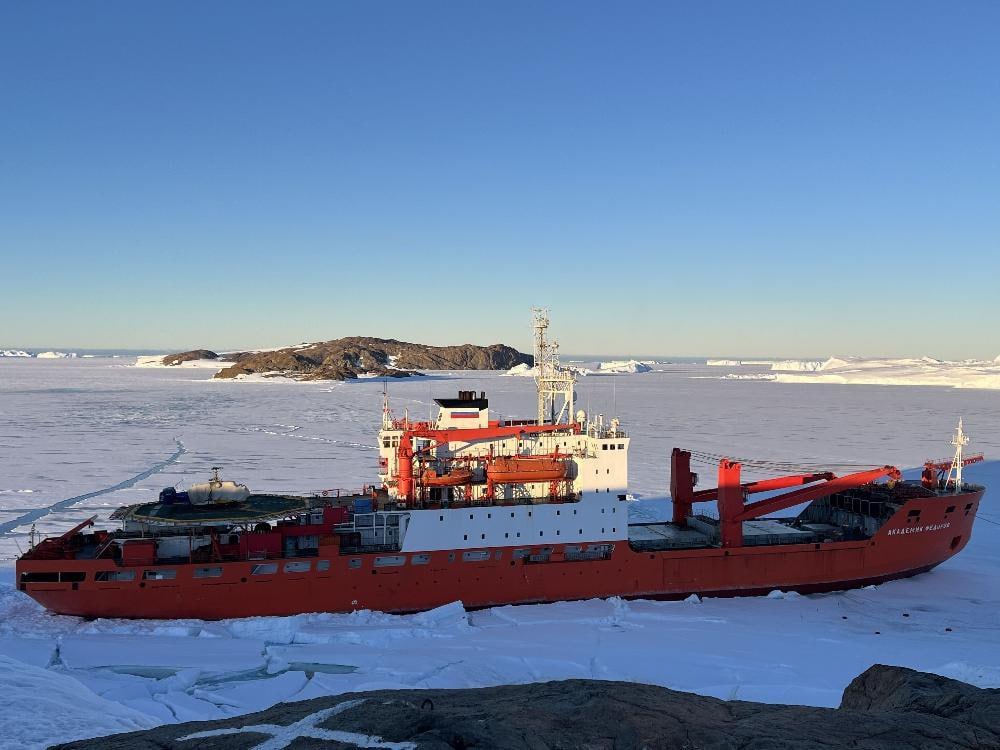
{"left": 53, "top": 665, "right": 1000, "bottom": 749}
{"left": 212, "top": 337, "right": 530, "bottom": 381}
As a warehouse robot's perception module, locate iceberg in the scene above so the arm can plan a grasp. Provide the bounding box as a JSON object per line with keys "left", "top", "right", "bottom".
{"left": 773, "top": 355, "right": 1000, "bottom": 390}
{"left": 503, "top": 362, "right": 537, "bottom": 377}
{"left": 769, "top": 360, "right": 823, "bottom": 372}
{"left": 596, "top": 360, "right": 652, "bottom": 374}
{"left": 707, "top": 359, "right": 776, "bottom": 367}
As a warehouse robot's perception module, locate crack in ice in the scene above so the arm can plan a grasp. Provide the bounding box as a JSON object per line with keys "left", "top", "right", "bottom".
{"left": 177, "top": 699, "right": 417, "bottom": 749}
{"left": 0, "top": 438, "right": 186, "bottom": 534}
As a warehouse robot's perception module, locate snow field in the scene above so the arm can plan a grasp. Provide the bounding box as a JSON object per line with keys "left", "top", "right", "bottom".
{"left": 0, "top": 358, "right": 999, "bottom": 747}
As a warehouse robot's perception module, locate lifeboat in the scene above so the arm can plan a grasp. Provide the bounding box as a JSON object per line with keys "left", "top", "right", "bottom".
{"left": 487, "top": 456, "right": 567, "bottom": 483}
{"left": 420, "top": 467, "right": 474, "bottom": 487}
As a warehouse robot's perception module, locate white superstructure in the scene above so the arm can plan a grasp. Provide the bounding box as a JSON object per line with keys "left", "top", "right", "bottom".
{"left": 376, "top": 312, "right": 630, "bottom": 508}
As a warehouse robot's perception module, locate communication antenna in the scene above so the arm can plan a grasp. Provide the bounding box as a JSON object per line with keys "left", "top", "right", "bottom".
{"left": 532, "top": 307, "right": 575, "bottom": 426}
{"left": 382, "top": 379, "right": 392, "bottom": 429}
{"left": 945, "top": 418, "right": 970, "bottom": 493}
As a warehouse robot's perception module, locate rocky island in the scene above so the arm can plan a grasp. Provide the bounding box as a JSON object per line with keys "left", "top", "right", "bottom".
{"left": 154, "top": 337, "right": 531, "bottom": 381}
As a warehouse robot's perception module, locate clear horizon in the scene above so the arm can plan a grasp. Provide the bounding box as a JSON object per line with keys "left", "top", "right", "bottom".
{"left": 2, "top": 2, "right": 998, "bottom": 359}
{"left": 3, "top": 342, "right": 996, "bottom": 364}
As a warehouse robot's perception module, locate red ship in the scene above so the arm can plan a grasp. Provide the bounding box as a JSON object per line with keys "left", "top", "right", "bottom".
{"left": 14, "top": 313, "right": 987, "bottom": 620}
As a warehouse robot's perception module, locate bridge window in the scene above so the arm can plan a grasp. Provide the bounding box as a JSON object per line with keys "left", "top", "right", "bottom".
{"left": 142, "top": 569, "right": 176, "bottom": 581}
{"left": 284, "top": 561, "right": 311, "bottom": 573}
{"left": 348, "top": 558, "right": 362, "bottom": 569}
{"left": 194, "top": 567, "right": 223, "bottom": 578}
{"left": 251, "top": 563, "right": 278, "bottom": 575}
{"left": 462, "top": 550, "right": 490, "bottom": 562}
{"left": 618, "top": 444, "right": 624, "bottom": 450}
{"left": 19, "top": 572, "right": 58, "bottom": 583}
{"left": 96, "top": 570, "right": 136, "bottom": 582}
{"left": 316, "top": 560, "right": 330, "bottom": 572}
{"left": 375, "top": 555, "right": 406, "bottom": 567}
{"left": 411, "top": 554, "right": 431, "bottom": 565}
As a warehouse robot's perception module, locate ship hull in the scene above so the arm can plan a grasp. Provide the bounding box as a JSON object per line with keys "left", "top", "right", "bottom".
{"left": 16, "top": 489, "right": 981, "bottom": 620}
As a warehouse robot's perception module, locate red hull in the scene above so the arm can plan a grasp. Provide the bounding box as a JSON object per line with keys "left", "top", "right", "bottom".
{"left": 16, "top": 489, "right": 982, "bottom": 620}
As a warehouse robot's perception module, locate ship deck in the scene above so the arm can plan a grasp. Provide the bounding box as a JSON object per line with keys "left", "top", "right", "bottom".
{"left": 628, "top": 517, "right": 815, "bottom": 551}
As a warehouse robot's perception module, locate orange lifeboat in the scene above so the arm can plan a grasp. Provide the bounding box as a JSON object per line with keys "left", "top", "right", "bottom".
{"left": 420, "top": 467, "right": 474, "bottom": 487}
{"left": 487, "top": 456, "right": 567, "bottom": 484}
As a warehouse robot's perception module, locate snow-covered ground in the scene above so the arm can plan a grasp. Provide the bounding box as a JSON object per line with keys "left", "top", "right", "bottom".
{"left": 134, "top": 355, "right": 227, "bottom": 370}
{"left": 1, "top": 357, "right": 998, "bottom": 748}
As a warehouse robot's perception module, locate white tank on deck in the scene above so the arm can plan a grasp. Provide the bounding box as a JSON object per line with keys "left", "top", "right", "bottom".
{"left": 187, "top": 468, "right": 250, "bottom": 505}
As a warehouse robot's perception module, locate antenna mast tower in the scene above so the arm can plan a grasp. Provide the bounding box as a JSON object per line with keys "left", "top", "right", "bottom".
{"left": 945, "top": 417, "right": 970, "bottom": 492}
{"left": 532, "top": 308, "right": 576, "bottom": 426}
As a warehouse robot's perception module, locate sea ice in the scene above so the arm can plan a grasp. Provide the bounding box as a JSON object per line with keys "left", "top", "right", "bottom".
{"left": 0, "top": 358, "right": 998, "bottom": 746}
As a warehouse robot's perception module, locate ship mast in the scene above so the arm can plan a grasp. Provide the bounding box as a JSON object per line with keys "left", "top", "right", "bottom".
{"left": 382, "top": 380, "right": 392, "bottom": 429}
{"left": 945, "top": 417, "right": 969, "bottom": 492}
{"left": 532, "top": 307, "right": 575, "bottom": 426}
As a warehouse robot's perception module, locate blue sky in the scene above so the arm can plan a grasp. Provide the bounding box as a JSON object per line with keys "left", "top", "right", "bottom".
{"left": 1, "top": 2, "right": 997, "bottom": 357}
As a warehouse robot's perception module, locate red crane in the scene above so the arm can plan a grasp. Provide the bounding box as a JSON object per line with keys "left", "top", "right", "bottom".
{"left": 670, "top": 448, "right": 901, "bottom": 548}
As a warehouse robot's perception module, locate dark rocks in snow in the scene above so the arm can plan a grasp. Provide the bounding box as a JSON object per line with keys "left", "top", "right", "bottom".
{"left": 211, "top": 337, "right": 531, "bottom": 381}
{"left": 160, "top": 349, "right": 219, "bottom": 366}
{"left": 52, "top": 665, "right": 1000, "bottom": 749}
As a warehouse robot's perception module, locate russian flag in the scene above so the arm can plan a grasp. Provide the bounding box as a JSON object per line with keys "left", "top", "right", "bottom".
{"left": 451, "top": 410, "right": 480, "bottom": 419}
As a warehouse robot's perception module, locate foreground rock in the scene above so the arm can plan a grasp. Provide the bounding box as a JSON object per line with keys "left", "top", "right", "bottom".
{"left": 54, "top": 665, "right": 1000, "bottom": 749}
{"left": 213, "top": 337, "right": 530, "bottom": 381}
